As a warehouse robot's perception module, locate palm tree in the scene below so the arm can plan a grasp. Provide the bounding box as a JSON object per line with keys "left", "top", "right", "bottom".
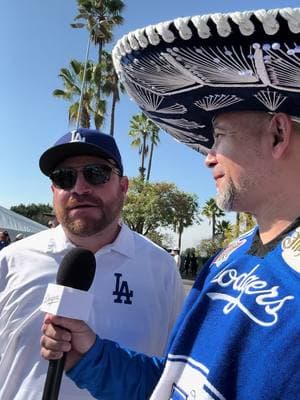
{"left": 146, "top": 123, "right": 160, "bottom": 181}
{"left": 172, "top": 191, "right": 200, "bottom": 250}
{"left": 72, "top": 0, "right": 125, "bottom": 98}
{"left": 244, "top": 213, "right": 256, "bottom": 231}
{"left": 53, "top": 59, "right": 106, "bottom": 129}
{"left": 235, "top": 212, "right": 240, "bottom": 236}
{"left": 240, "top": 212, "right": 256, "bottom": 233}
{"left": 202, "top": 198, "right": 225, "bottom": 240}
{"left": 101, "top": 51, "right": 125, "bottom": 137}
{"left": 129, "top": 114, "right": 148, "bottom": 179}
{"left": 215, "top": 219, "right": 231, "bottom": 241}
{"left": 129, "top": 113, "right": 160, "bottom": 180}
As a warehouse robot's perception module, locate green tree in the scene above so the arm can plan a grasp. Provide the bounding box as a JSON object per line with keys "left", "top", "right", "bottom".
{"left": 122, "top": 178, "right": 199, "bottom": 243}
{"left": 215, "top": 219, "right": 232, "bottom": 241}
{"left": 229, "top": 212, "right": 256, "bottom": 241}
{"left": 129, "top": 113, "right": 160, "bottom": 180}
{"left": 10, "top": 203, "right": 53, "bottom": 225}
{"left": 171, "top": 191, "right": 200, "bottom": 250}
{"left": 235, "top": 212, "right": 241, "bottom": 236}
{"left": 145, "top": 230, "right": 174, "bottom": 249}
{"left": 53, "top": 59, "right": 106, "bottom": 129}
{"left": 122, "top": 178, "right": 174, "bottom": 235}
{"left": 201, "top": 198, "right": 225, "bottom": 240}
{"left": 239, "top": 212, "right": 256, "bottom": 233}
{"left": 196, "top": 238, "right": 222, "bottom": 260}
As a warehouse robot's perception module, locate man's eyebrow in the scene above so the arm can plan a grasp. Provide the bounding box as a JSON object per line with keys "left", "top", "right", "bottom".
{"left": 212, "top": 123, "right": 227, "bottom": 136}
{"left": 213, "top": 124, "right": 227, "bottom": 132}
{"left": 212, "top": 122, "right": 238, "bottom": 136}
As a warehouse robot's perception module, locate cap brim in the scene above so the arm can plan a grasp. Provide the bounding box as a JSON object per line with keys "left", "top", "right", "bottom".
{"left": 39, "top": 142, "right": 116, "bottom": 176}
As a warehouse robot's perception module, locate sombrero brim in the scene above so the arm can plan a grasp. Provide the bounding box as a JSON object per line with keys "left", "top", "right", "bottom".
{"left": 113, "top": 8, "right": 300, "bottom": 153}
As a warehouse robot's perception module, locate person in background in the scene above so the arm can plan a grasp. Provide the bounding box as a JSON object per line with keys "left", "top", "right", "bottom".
{"left": 4, "top": 231, "right": 11, "bottom": 244}
{"left": 45, "top": 212, "right": 59, "bottom": 228}
{"left": 171, "top": 247, "right": 181, "bottom": 269}
{"left": 0, "top": 231, "right": 10, "bottom": 250}
{"left": 0, "top": 128, "right": 185, "bottom": 400}
{"left": 190, "top": 252, "right": 198, "bottom": 277}
{"left": 15, "top": 233, "right": 24, "bottom": 241}
{"left": 47, "top": 220, "right": 56, "bottom": 228}
{"left": 41, "top": 8, "right": 300, "bottom": 400}
{"left": 183, "top": 252, "right": 191, "bottom": 276}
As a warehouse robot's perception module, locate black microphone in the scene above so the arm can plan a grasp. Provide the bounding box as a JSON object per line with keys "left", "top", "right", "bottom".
{"left": 42, "top": 248, "right": 96, "bottom": 400}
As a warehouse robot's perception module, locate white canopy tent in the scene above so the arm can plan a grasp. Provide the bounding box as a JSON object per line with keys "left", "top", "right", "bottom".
{"left": 0, "top": 205, "right": 47, "bottom": 240}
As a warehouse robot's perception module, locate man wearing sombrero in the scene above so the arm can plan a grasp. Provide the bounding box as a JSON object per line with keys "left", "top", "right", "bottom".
{"left": 40, "top": 8, "right": 300, "bottom": 399}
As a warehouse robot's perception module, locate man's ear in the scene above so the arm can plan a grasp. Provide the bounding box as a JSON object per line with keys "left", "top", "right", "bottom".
{"left": 269, "top": 113, "right": 293, "bottom": 159}
{"left": 120, "top": 176, "right": 129, "bottom": 195}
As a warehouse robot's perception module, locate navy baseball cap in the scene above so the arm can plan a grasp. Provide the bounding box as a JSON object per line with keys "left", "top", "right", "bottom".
{"left": 39, "top": 128, "right": 123, "bottom": 176}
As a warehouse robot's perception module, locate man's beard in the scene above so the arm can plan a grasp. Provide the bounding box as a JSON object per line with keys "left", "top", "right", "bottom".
{"left": 216, "top": 174, "right": 257, "bottom": 212}
{"left": 216, "top": 177, "right": 239, "bottom": 212}
{"left": 55, "top": 191, "right": 124, "bottom": 237}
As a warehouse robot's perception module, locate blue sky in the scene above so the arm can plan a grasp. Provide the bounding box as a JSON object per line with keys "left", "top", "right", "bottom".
{"left": 1, "top": 0, "right": 299, "bottom": 248}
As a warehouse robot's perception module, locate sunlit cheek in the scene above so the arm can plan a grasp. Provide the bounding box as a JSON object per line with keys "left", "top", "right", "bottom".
{"left": 53, "top": 190, "right": 69, "bottom": 211}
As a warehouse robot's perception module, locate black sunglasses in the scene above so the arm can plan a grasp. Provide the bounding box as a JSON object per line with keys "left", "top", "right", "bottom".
{"left": 50, "top": 164, "right": 121, "bottom": 190}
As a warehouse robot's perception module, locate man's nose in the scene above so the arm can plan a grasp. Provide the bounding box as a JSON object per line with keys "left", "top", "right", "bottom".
{"left": 205, "top": 148, "right": 217, "bottom": 169}
{"left": 71, "top": 172, "right": 92, "bottom": 194}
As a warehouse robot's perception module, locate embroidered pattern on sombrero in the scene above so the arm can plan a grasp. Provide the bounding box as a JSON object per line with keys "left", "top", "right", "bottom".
{"left": 194, "top": 95, "right": 244, "bottom": 111}
{"left": 123, "top": 81, "right": 187, "bottom": 114}
{"left": 113, "top": 8, "right": 300, "bottom": 152}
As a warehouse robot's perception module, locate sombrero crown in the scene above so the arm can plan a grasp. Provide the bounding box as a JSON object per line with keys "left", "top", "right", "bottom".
{"left": 113, "top": 8, "right": 300, "bottom": 153}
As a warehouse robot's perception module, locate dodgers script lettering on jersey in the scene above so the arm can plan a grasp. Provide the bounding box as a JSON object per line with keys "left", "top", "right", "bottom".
{"left": 207, "top": 263, "right": 294, "bottom": 327}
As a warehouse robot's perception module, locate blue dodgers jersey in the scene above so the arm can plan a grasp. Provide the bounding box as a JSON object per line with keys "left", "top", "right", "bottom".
{"left": 155, "top": 227, "right": 300, "bottom": 400}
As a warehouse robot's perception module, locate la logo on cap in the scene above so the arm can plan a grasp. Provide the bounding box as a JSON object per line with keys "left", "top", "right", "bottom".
{"left": 70, "top": 130, "right": 86, "bottom": 143}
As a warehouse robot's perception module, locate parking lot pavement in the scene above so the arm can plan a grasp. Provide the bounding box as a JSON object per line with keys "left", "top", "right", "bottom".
{"left": 182, "top": 278, "right": 194, "bottom": 296}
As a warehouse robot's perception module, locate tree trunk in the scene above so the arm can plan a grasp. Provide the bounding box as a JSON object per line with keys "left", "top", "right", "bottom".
{"left": 177, "top": 226, "right": 183, "bottom": 251}
{"left": 81, "top": 99, "right": 90, "bottom": 128}
{"left": 235, "top": 212, "right": 240, "bottom": 236}
{"left": 140, "top": 132, "right": 147, "bottom": 180}
{"left": 146, "top": 141, "right": 154, "bottom": 181}
{"left": 212, "top": 214, "right": 216, "bottom": 240}
{"left": 110, "top": 90, "right": 117, "bottom": 137}
{"left": 96, "top": 41, "right": 103, "bottom": 100}
{"left": 137, "top": 219, "right": 144, "bottom": 234}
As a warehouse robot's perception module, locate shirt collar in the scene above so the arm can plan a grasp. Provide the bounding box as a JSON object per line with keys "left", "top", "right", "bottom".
{"left": 247, "top": 217, "right": 300, "bottom": 258}
{"left": 46, "top": 223, "right": 135, "bottom": 258}
{"left": 95, "top": 223, "right": 135, "bottom": 258}
{"left": 46, "top": 224, "right": 75, "bottom": 253}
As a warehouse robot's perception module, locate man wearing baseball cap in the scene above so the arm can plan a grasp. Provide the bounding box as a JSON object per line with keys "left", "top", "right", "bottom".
{"left": 0, "top": 128, "right": 185, "bottom": 399}
{"left": 41, "top": 7, "right": 300, "bottom": 400}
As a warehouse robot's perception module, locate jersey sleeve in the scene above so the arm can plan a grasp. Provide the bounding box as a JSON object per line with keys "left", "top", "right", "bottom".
{"left": 67, "top": 335, "right": 165, "bottom": 399}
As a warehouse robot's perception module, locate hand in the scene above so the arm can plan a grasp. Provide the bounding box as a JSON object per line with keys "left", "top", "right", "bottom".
{"left": 40, "top": 313, "right": 96, "bottom": 371}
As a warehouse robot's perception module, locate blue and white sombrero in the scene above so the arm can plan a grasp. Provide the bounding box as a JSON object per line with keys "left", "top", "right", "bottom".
{"left": 112, "top": 8, "right": 300, "bottom": 153}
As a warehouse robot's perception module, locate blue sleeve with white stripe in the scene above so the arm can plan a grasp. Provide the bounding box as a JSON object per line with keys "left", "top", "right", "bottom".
{"left": 67, "top": 336, "right": 165, "bottom": 399}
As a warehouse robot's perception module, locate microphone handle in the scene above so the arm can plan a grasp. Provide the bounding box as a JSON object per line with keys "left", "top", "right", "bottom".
{"left": 42, "top": 353, "right": 67, "bottom": 400}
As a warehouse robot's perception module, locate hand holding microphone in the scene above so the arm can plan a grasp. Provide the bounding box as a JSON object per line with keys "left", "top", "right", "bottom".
{"left": 40, "top": 248, "right": 96, "bottom": 400}
{"left": 41, "top": 314, "right": 96, "bottom": 372}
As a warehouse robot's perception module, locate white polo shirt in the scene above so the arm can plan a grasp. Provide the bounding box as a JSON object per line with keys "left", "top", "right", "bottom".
{"left": 0, "top": 224, "right": 185, "bottom": 399}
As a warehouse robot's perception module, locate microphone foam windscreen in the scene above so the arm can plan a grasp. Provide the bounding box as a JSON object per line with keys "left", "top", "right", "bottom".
{"left": 56, "top": 248, "right": 96, "bottom": 291}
